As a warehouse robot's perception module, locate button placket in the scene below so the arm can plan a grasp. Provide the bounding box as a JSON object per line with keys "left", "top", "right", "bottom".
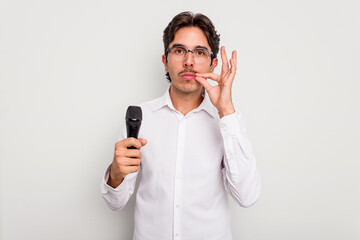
{"left": 173, "top": 116, "right": 185, "bottom": 239}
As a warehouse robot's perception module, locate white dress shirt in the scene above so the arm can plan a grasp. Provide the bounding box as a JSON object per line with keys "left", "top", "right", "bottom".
{"left": 101, "top": 87, "right": 261, "bottom": 240}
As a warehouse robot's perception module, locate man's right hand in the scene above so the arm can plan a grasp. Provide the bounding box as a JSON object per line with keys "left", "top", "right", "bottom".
{"left": 107, "top": 137, "right": 147, "bottom": 188}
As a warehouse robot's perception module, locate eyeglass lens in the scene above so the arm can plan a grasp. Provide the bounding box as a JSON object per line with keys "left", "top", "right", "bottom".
{"left": 169, "top": 47, "right": 210, "bottom": 63}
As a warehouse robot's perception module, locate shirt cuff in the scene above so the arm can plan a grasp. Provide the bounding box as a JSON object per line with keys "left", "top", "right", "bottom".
{"left": 101, "top": 164, "right": 128, "bottom": 194}
{"left": 219, "top": 110, "right": 241, "bottom": 137}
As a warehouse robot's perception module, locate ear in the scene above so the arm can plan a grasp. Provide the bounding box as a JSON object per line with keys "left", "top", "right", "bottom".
{"left": 209, "top": 58, "right": 218, "bottom": 73}
{"left": 162, "top": 54, "right": 169, "bottom": 72}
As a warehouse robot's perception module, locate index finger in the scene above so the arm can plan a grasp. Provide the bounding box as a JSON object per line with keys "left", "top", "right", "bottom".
{"left": 115, "top": 137, "right": 143, "bottom": 150}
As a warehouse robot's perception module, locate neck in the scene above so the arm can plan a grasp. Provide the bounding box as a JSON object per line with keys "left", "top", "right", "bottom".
{"left": 169, "top": 85, "right": 203, "bottom": 116}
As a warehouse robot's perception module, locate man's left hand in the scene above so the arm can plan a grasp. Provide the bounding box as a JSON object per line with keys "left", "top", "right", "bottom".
{"left": 195, "top": 46, "right": 237, "bottom": 118}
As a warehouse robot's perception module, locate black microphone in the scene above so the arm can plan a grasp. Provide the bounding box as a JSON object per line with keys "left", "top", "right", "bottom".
{"left": 126, "top": 106, "right": 142, "bottom": 149}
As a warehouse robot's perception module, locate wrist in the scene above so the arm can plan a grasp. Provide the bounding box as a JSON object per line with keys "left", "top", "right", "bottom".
{"left": 218, "top": 106, "right": 235, "bottom": 118}
{"left": 107, "top": 176, "right": 124, "bottom": 188}
{"left": 108, "top": 168, "right": 125, "bottom": 188}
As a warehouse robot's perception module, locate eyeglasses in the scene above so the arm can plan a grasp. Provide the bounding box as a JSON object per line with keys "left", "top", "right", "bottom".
{"left": 167, "top": 45, "right": 213, "bottom": 64}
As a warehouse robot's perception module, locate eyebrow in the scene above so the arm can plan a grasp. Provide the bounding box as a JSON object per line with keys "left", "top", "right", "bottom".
{"left": 169, "top": 43, "right": 210, "bottom": 51}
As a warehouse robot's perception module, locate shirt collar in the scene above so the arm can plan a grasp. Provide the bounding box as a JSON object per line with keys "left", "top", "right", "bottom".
{"left": 150, "top": 86, "right": 218, "bottom": 118}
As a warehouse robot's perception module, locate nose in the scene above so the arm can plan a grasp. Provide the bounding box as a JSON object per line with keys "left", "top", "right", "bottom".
{"left": 183, "top": 52, "right": 194, "bottom": 67}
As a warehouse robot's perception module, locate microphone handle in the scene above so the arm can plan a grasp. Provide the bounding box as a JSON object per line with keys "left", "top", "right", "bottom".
{"left": 126, "top": 120, "right": 141, "bottom": 149}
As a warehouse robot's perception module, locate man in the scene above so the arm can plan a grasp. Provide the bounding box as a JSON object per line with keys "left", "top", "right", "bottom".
{"left": 101, "top": 11, "right": 261, "bottom": 240}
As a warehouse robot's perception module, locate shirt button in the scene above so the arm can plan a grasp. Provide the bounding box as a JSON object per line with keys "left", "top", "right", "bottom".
{"left": 175, "top": 233, "right": 180, "bottom": 237}
{"left": 176, "top": 176, "right": 181, "bottom": 179}
{"left": 220, "top": 123, "right": 225, "bottom": 128}
{"left": 176, "top": 204, "right": 180, "bottom": 208}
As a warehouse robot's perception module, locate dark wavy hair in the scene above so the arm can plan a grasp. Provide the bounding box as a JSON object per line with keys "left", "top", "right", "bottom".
{"left": 163, "top": 11, "right": 220, "bottom": 82}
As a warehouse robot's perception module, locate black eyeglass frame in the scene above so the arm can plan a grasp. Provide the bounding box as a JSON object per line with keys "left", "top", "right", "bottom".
{"left": 166, "top": 45, "right": 214, "bottom": 60}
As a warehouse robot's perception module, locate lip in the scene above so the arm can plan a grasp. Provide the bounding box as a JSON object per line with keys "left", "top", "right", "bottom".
{"left": 180, "top": 73, "right": 196, "bottom": 80}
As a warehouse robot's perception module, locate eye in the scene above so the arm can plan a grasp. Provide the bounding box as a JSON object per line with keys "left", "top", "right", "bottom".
{"left": 173, "top": 47, "right": 185, "bottom": 54}
{"left": 195, "top": 49, "right": 207, "bottom": 56}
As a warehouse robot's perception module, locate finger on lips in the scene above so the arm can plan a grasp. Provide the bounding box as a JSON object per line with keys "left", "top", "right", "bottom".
{"left": 196, "top": 72, "right": 220, "bottom": 82}
{"left": 194, "top": 76, "right": 212, "bottom": 91}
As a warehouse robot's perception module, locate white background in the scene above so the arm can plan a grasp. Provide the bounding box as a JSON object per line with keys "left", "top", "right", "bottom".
{"left": 1, "top": 0, "right": 359, "bottom": 239}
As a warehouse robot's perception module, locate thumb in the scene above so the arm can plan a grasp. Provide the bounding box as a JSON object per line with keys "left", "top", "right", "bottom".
{"left": 138, "top": 138, "right": 147, "bottom": 147}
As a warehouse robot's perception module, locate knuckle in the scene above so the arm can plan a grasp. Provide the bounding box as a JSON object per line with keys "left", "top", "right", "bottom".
{"left": 115, "top": 160, "right": 122, "bottom": 168}
{"left": 116, "top": 139, "right": 127, "bottom": 149}
{"left": 115, "top": 157, "right": 123, "bottom": 165}
{"left": 115, "top": 149, "right": 126, "bottom": 157}
{"left": 135, "top": 140, "right": 142, "bottom": 148}
{"left": 119, "top": 166, "right": 127, "bottom": 174}
{"left": 129, "top": 166, "right": 138, "bottom": 173}
{"left": 134, "top": 158, "right": 141, "bottom": 165}
{"left": 127, "top": 138, "right": 138, "bottom": 148}
{"left": 114, "top": 150, "right": 122, "bottom": 157}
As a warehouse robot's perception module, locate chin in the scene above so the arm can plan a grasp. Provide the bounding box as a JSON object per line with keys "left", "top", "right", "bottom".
{"left": 178, "top": 80, "right": 202, "bottom": 93}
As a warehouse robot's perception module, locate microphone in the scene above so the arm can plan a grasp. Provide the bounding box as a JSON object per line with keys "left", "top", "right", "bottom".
{"left": 126, "top": 106, "right": 142, "bottom": 149}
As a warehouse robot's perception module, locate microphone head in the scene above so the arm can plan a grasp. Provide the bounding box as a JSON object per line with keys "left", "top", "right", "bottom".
{"left": 126, "top": 106, "right": 142, "bottom": 121}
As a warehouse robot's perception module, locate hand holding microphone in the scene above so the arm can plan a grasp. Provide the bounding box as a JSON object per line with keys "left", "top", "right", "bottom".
{"left": 108, "top": 106, "right": 147, "bottom": 188}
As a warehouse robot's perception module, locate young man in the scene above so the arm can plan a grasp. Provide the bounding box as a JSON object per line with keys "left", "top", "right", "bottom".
{"left": 101, "top": 12, "right": 261, "bottom": 240}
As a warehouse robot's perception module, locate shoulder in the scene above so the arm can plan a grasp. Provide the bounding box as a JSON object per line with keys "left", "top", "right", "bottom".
{"left": 138, "top": 95, "right": 164, "bottom": 113}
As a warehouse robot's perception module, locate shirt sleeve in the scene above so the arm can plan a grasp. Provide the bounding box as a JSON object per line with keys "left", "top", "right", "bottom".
{"left": 220, "top": 110, "right": 261, "bottom": 208}
{"left": 100, "top": 123, "right": 140, "bottom": 211}
{"left": 101, "top": 164, "right": 140, "bottom": 211}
